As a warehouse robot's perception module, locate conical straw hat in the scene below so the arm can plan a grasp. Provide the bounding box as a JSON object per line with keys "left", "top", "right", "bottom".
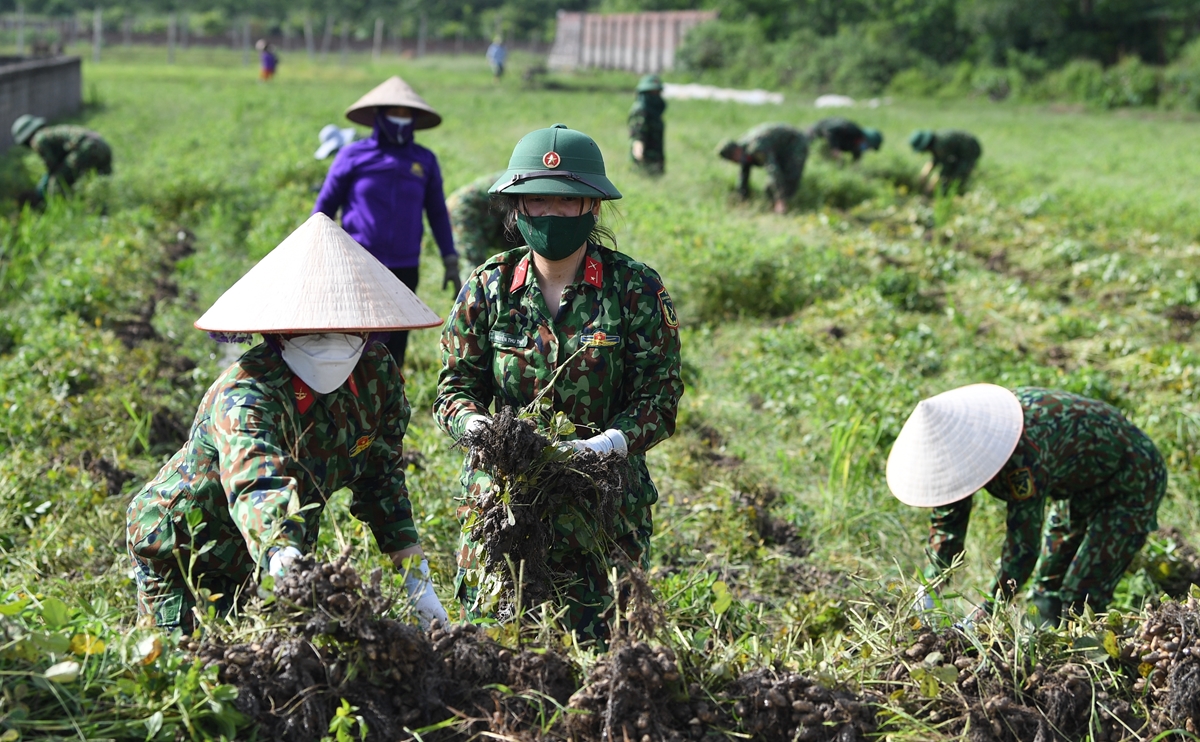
{"left": 886, "top": 384, "right": 1024, "bottom": 508}
{"left": 345, "top": 76, "right": 442, "bottom": 129}
{"left": 194, "top": 213, "right": 442, "bottom": 334}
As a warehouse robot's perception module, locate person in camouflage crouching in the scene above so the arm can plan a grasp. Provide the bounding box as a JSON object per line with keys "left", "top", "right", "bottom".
{"left": 909, "top": 128, "right": 981, "bottom": 195}
{"left": 887, "top": 384, "right": 1168, "bottom": 625}
{"left": 807, "top": 117, "right": 882, "bottom": 162}
{"left": 447, "top": 171, "right": 523, "bottom": 271}
{"left": 126, "top": 213, "right": 449, "bottom": 632}
{"left": 718, "top": 123, "right": 809, "bottom": 214}
{"left": 12, "top": 114, "right": 113, "bottom": 201}
{"left": 434, "top": 124, "right": 683, "bottom": 642}
{"left": 628, "top": 74, "right": 666, "bottom": 174}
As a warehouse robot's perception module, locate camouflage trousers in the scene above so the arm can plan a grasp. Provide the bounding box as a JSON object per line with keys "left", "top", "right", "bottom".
{"left": 937, "top": 159, "right": 977, "bottom": 195}
{"left": 1030, "top": 438, "right": 1168, "bottom": 617}
{"left": 455, "top": 514, "right": 652, "bottom": 643}
{"left": 631, "top": 134, "right": 665, "bottom": 175}
{"left": 39, "top": 136, "right": 113, "bottom": 197}
{"left": 126, "top": 491, "right": 256, "bottom": 630}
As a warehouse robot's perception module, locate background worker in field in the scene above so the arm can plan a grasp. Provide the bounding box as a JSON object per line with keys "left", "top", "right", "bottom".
{"left": 314, "top": 76, "right": 461, "bottom": 368}
{"left": 807, "top": 117, "right": 882, "bottom": 162}
{"left": 126, "top": 214, "right": 448, "bottom": 632}
{"left": 256, "top": 39, "right": 278, "bottom": 81}
{"left": 12, "top": 114, "right": 112, "bottom": 202}
{"left": 447, "top": 171, "right": 523, "bottom": 270}
{"left": 887, "top": 384, "right": 1168, "bottom": 626}
{"left": 628, "top": 74, "right": 666, "bottom": 174}
{"left": 435, "top": 124, "right": 683, "bottom": 641}
{"left": 718, "top": 123, "right": 809, "bottom": 214}
{"left": 909, "top": 129, "right": 981, "bottom": 195}
{"left": 486, "top": 36, "right": 507, "bottom": 80}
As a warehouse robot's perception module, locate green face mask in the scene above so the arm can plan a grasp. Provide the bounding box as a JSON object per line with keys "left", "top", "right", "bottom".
{"left": 516, "top": 212, "right": 595, "bottom": 261}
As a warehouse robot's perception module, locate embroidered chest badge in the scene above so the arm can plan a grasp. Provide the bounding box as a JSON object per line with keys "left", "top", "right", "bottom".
{"left": 410, "top": 162, "right": 424, "bottom": 177}
{"left": 1007, "top": 467, "right": 1036, "bottom": 501}
{"left": 582, "top": 330, "right": 620, "bottom": 347}
{"left": 657, "top": 286, "right": 679, "bottom": 328}
{"left": 350, "top": 433, "right": 376, "bottom": 457}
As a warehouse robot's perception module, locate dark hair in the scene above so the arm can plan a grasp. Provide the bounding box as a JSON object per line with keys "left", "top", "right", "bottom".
{"left": 494, "top": 194, "right": 620, "bottom": 249}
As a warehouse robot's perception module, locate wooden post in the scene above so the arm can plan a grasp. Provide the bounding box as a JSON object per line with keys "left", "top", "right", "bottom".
{"left": 417, "top": 12, "right": 426, "bottom": 58}
{"left": 92, "top": 7, "right": 101, "bottom": 62}
{"left": 167, "top": 12, "right": 176, "bottom": 63}
{"left": 16, "top": 3, "right": 25, "bottom": 55}
{"left": 455, "top": 26, "right": 462, "bottom": 55}
{"left": 304, "top": 14, "right": 314, "bottom": 58}
{"left": 339, "top": 20, "right": 349, "bottom": 65}
{"left": 242, "top": 19, "right": 250, "bottom": 66}
{"left": 180, "top": 13, "right": 188, "bottom": 50}
{"left": 372, "top": 18, "right": 383, "bottom": 61}
{"left": 320, "top": 13, "right": 332, "bottom": 58}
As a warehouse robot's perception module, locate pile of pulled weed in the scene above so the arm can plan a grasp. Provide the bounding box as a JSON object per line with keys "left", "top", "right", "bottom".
{"left": 1128, "top": 597, "right": 1200, "bottom": 736}
{"left": 462, "top": 406, "right": 628, "bottom": 612}
{"left": 195, "top": 552, "right": 577, "bottom": 741}
{"left": 194, "top": 554, "right": 886, "bottom": 742}
{"left": 883, "top": 627, "right": 1142, "bottom": 741}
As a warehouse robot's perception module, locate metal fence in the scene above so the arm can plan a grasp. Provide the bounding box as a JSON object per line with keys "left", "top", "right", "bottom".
{"left": 0, "top": 55, "right": 80, "bottom": 151}
{"left": 547, "top": 10, "right": 717, "bottom": 74}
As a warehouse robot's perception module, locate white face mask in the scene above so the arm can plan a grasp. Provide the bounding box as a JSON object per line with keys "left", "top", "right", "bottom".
{"left": 280, "top": 333, "right": 366, "bottom": 394}
{"left": 386, "top": 116, "right": 412, "bottom": 127}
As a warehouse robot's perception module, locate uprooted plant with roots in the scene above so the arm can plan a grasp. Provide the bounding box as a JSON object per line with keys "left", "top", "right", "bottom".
{"left": 459, "top": 403, "right": 630, "bottom": 621}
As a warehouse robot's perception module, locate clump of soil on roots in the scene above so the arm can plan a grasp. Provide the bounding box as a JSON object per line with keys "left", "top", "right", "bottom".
{"left": 462, "top": 406, "right": 629, "bottom": 612}
{"left": 1129, "top": 597, "right": 1200, "bottom": 736}
{"left": 884, "top": 629, "right": 1143, "bottom": 742}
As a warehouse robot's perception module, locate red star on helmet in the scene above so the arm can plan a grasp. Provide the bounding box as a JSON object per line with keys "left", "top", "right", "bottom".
{"left": 543, "top": 151, "right": 561, "bottom": 168}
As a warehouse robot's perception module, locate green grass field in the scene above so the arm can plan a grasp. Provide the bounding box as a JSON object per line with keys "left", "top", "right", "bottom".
{"left": 4, "top": 48, "right": 1200, "bottom": 739}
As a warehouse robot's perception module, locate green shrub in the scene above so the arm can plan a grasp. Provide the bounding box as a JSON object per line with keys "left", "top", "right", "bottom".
{"left": 1100, "top": 56, "right": 1161, "bottom": 108}
{"left": 887, "top": 66, "right": 946, "bottom": 98}
{"left": 1034, "top": 58, "right": 1106, "bottom": 103}
{"left": 1162, "top": 38, "right": 1200, "bottom": 111}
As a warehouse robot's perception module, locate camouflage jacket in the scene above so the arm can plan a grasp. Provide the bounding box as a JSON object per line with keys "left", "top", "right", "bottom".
{"left": 447, "top": 173, "right": 516, "bottom": 267}
{"left": 628, "top": 92, "right": 666, "bottom": 143}
{"left": 927, "top": 387, "right": 1161, "bottom": 597}
{"left": 734, "top": 124, "right": 808, "bottom": 197}
{"left": 128, "top": 342, "right": 418, "bottom": 571}
{"left": 434, "top": 244, "right": 684, "bottom": 532}
{"left": 810, "top": 117, "right": 865, "bottom": 154}
{"left": 31, "top": 125, "right": 110, "bottom": 182}
{"left": 929, "top": 130, "right": 981, "bottom": 169}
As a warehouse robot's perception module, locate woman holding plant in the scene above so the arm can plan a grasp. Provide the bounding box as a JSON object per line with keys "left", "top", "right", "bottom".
{"left": 433, "top": 124, "right": 684, "bottom": 641}
{"left": 126, "top": 214, "right": 449, "bottom": 632}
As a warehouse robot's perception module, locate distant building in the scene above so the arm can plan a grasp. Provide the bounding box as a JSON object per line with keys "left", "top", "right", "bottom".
{"left": 548, "top": 10, "right": 717, "bottom": 73}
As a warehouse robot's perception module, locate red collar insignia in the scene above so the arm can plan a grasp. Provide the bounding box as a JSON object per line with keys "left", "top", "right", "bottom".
{"left": 584, "top": 255, "right": 603, "bottom": 288}
{"left": 291, "top": 373, "right": 357, "bottom": 413}
{"left": 291, "top": 375, "right": 314, "bottom": 414}
{"left": 510, "top": 256, "right": 530, "bottom": 293}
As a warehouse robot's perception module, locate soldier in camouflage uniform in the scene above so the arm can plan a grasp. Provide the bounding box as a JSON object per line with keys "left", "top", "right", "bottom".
{"left": 806, "top": 117, "right": 882, "bottom": 162}
{"left": 718, "top": 123, "right": 809, "bottom": 214}
{"left": 12, "top": 115, "right": 113, "bottom": 200}
{"left": 447, "top": 172, "right": 522, "bottom": 270}
{"left": 126, "top": 213, "right": 448, "bottom": 631}
{"left": 435, "top": 124, "right": 683, "bottom": 641}
{"left": 888, "top": 384, "right": 1167, "bottom": 625}
{"left": 909, "top": 129, "right": 982, "bottom": 195}
{"left": 628, "top": 74, "right": 666, "bottom": 174}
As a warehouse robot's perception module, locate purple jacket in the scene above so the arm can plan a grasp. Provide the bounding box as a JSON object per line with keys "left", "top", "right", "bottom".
{"left": 312, "top": 124, "right": 456, "bottom": 270}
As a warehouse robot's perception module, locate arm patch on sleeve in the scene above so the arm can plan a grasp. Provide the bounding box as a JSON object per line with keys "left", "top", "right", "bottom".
{"left": 658, "top": 287, "right": 679, "bottom": 328}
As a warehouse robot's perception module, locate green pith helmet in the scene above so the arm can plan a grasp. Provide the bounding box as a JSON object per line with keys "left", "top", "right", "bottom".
{"left": 489, "top": 124, "right": 622, "bottom": 200}
{"left": 717, "top": 139, "right": 739, "bottom": 160}
{"left": 909, "top": 129, "right": 934, "bottom": 152}
{"left": 863, "top": 127, "right": 883, "bottom": 150}
{"left": 12, "top": 114, "right": 46, "bottom": 146}
{"left": 636, "top": 74, "right": 663, "bottom": 93}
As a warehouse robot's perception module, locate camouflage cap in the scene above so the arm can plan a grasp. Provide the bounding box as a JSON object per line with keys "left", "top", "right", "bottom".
{"left": 909, "top": 129, "right": 934, "bottom": 152}
{"left": 489, "top": 124, "right": 621, "bottom": 200}
{"left": 11, "top": 114, "right": 45, "bottom": 146}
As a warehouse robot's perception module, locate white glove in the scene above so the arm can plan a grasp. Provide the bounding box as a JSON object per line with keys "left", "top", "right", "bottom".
{"left": 268, "top": 546, "right": 302, "bottom": 578}
{"left": 402, "top": 558, "right": 450, "bottom": 630}
{"left": 565, "top": 429, "right": 628, "bottom": 457}
{"left": 464, "top": 414, "right": 490, "bottom": 437}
